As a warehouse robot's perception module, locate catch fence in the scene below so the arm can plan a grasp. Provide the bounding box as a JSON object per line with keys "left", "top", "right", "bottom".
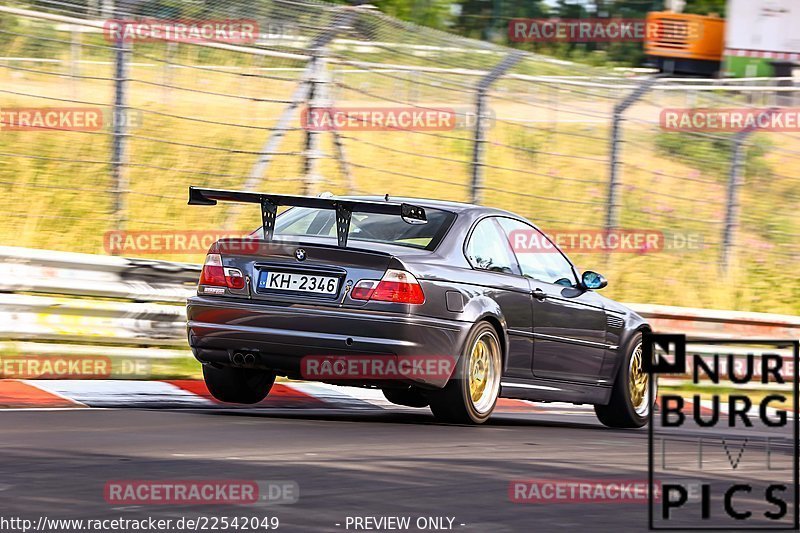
{"left": 0, "top": 0, "right": 798, "bottom": 313}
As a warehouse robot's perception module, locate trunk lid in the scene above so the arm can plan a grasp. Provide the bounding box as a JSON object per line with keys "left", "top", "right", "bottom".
{"left": 214, "top": 237, "right": 393, "bottom": 307}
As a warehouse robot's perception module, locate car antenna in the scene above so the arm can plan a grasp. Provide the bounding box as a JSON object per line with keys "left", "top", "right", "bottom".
{"left": 384, "top": 193, "right": 390, "bottom": 201}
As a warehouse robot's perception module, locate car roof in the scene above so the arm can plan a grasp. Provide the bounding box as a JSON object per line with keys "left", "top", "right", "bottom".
{"left": 340, "top": 195, "right": 517, "bottom": 217}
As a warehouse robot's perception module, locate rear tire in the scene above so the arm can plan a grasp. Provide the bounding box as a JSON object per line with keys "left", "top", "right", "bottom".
{"left": 428, "top": 322, "right": 502, "bottom": 425}
{"left": 382, "top": 387, "right": 429, "bottom": 408}
{"left": 595, "top": 332, "right": 654, "bottom": 428}
{"left": 202, "top": 364, "right": 275, "bottom": 404}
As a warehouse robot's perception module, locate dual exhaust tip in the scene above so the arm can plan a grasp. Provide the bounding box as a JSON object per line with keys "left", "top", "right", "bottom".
{"left": 231, "top": 352, "right": 257, "bottom": 366}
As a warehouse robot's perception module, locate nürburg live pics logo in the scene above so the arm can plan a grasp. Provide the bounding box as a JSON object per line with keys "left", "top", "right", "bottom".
{"left": 645, "top": 333, "right": 799, "bottom": 530}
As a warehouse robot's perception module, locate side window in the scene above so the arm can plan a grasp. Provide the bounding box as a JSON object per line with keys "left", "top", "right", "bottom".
{"left": 497, "top": 218, "right": 577, "bottom": 286}
{"left": 465, "top": 218, "right": 520, "bottom": 275}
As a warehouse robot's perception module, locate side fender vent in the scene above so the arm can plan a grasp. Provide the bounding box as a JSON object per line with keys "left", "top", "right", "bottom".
{"left": 606, "top": 314, "right": 624, "bottom": 330}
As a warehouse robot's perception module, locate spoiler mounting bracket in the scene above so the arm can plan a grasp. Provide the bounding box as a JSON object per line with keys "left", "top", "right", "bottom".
{"left": 260, "top": 197, "right": 278, "bottom": 241}
{"left": 335, "top": 203, "right": 352, "bottom": 247}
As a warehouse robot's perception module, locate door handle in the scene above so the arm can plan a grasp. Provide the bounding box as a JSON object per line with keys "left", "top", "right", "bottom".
{"left": 532, "top": 288, "right": 547, "bottom": 301}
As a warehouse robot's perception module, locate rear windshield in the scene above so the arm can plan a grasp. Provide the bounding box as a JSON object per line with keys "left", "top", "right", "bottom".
{"left": 267, "top": 206, "right": 455, "bottom": 250}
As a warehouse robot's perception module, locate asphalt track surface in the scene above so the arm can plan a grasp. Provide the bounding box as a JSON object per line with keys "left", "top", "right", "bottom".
{"left": 0, "top": 405, "right": 796, "bottom": 533}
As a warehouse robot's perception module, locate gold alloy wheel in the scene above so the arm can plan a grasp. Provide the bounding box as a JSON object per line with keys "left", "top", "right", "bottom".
{"left": 467, "top": 331, "right": 501, "bottom": 415}
{"left": 628, "top": 342, "right": 653, "bottom": 416}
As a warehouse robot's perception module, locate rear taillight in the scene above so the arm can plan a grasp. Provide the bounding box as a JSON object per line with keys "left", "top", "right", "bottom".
{"left": 199, "top": 253, "right": 226, "bottom": 287}
{"left": 224, "top": 268, "right": 245, "bottom": 289}
{"left": 199, "top": 253, "right": 244, "bottom": 291}
{"left": 351, "top": 269, "right": 425, "bottom": 304}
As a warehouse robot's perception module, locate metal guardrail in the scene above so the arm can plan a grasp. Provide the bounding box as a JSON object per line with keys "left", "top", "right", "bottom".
{"left": 628, "top": 304, "right": 798, "bottom": 390}
{"left": 628, "top": 303, "right": 800, "bottom": 341}
{"left": 0, "top": 246, "right": 796, "bottom": 385}
{"left": 0, "top": 245, "right": 199, "bottom": 302}
{"left": 0, "top": 246, "right": 198, "bottom": 361}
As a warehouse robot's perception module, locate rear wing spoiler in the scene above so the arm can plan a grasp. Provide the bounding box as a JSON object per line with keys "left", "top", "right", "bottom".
{"left": 188, "top": 186, "right": 427, "bottom": 247}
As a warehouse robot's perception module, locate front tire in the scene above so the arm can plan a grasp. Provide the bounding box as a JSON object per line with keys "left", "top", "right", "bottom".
{"left": 428, "top": 322, "right": 502, "bottom": 425}
{"left": 202, "top": 364, "right": 275, "bottom": 404}
{"left": 595, "top": 333, "right": 655, "bottom": 428}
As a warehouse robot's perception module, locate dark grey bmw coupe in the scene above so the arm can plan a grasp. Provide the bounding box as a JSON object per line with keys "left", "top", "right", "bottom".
{"left": 186, "top": 187, "right": 655, "bottom": 427}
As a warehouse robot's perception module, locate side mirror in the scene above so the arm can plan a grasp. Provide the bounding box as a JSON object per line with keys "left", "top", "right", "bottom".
{"left": 582, "top": 271, "right": 607, "bottom": 290}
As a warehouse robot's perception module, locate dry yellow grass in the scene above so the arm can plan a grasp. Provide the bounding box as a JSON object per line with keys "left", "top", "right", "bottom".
{"left": 1, "top": 34, "right": 798, "bottom": 314}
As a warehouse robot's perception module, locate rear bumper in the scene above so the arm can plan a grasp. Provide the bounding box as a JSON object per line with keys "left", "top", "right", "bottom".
{"left": 186, "top": 296, "right": 471, "bottom": 389}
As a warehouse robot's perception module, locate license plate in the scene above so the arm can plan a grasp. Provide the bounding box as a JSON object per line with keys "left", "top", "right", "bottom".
{"left": 258, "top": 271, "right": 339, "bottom": 295}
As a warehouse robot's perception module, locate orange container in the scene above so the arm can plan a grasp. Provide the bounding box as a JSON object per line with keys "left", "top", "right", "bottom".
{"left": 645, "top": 12, "right": 725, "bottom": 63}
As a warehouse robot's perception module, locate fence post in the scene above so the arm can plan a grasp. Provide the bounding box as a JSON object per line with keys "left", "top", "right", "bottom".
{"left": 302, "top": 50, "right": 329, "bottom": 196}
{"left": 326, "top": 67, "right": 354, "bottom": 192}
{"left": 605, "top": 76, "right": 662, "bottom": 234}
{"left": 409, "top": 69, "right": 420, "bottom": 103}
{"left": 470, "top": 51, "right": 523, "bottom": 205}
{"left": 234, "top": 68, "right": 312, "bottom": 201}
{"left": 719, "top": 108, "right": 781, "bottom": 274}
{"left": 720, "top": 130, "right": 751, "bottom": 275}
{"left": 162, "top": 41, "right": 176, "bottom": 105}
{"left": 332, "top": 127, "right": 355, "bottom": 193}
{"left": 221, "top": 60, "right": 316, "bottom": 230}
{"left": 69, "top": 27, "right": 81, "bottom": 98}
{"left": 224, "top": 7, "right": 358, "bottom": 229}
{"left": 301, "top": 5, "right": 362, "bottom": 195}
{"left": 111, "top": 35, "right": 131, "bottom": 242}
